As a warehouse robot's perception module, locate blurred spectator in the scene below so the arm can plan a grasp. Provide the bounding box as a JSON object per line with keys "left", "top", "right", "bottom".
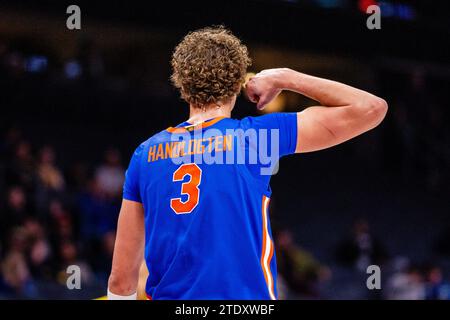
{"left": 385, "top": 264, "right": 426, "bottom": 300}
{"left": 23, "top": 218, "right": 52, "bottom": 279}
{"left": 1, "top": 127, "right": 23, "bottom": 161}
{"left": 65, "top": 162, "right": 89, "bottom": 193}
{"left": 78, "top": 178, "right": 119, "bottom": 241}
{"left": 55, "top": 241, "right": 94, "bottom": 287}
{"left": 94, "top": 148, "right": 124, "bottom": 199}
{"left": 0, "top": 186, "right": 34, "bottom": 247}
{"left": 35, "top": 146, "right": 66, "bottom": 212}
{"left": 424, "top": 266, "right": 450, "bottom": 300}
{"left": 47, "top": 199, "right": 76, "bottom": 245}
{"left": 0, "top": 227, "right": 37, "bottom": 298}
{"left": 36, "top": 146, "right": 65, "bottom": 192}
{"left": 275, "top": 228, "right": 331, "bottom": 298}
{"left": 336, "top": 219, "right": 387, "bottom": 271}
{"left": 5, "top": 141, "right": 36, "bottom": 192}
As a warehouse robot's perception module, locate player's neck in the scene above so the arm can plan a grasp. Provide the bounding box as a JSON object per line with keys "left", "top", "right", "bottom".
{"left": 187, "top": 101, "right": 233, "bottom": 125}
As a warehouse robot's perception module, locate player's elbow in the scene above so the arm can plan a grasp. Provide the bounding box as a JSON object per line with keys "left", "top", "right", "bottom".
{"left": 371, "top": 97, "right": 388, "bottom": 117}
{"left": 370, "top": 97, "right": 388, "bottom": 126}
{"left": 360, "top": 96, "right": 388, "bottom": 129}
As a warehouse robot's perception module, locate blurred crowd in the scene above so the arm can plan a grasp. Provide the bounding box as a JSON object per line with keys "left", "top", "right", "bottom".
{"left": 274, "top": 220, "right": 450, "bottom": 300}
{"left": 0, "top": 127, "right": 123, "bottom": 298}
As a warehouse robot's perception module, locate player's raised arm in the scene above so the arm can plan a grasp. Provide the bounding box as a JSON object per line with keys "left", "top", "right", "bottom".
{"left": 107, "top": 199, "right": 144, "bottom": 299}
{"left": 245, "top": 68, "right": 388, "bottom": 153}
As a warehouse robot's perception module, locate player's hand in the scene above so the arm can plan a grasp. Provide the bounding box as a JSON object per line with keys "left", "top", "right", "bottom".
{"left": 244, "top": 68, "right": 288, "bottom": 110}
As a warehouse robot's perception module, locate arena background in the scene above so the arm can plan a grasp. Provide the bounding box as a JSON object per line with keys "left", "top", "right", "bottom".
{"left": 0, "top": 0, "right": 449, "bottom": 299}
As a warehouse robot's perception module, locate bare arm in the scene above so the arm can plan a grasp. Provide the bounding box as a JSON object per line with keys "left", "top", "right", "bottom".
{"left": 108, "top": 199, "right": 144, "bottom": 297}
{"left": 245, "top": 68, "right": 388, "bottom": 153}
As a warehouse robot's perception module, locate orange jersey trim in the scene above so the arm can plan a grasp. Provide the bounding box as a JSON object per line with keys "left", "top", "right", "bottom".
{"left": 166, "top": 117, "right": 226, "bottom": 133}
{"left": 260, "top": 196, "right": 276, "bottom": 300}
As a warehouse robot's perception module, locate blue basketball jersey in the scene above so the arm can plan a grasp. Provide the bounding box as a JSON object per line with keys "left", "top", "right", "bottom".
{"left": 122, "top": 113, "right": 297, "bottom": 300}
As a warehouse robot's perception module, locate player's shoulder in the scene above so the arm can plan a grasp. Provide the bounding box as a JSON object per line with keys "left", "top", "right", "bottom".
{"left": 147, "top": 128, "right": 173, "bottom": 144}
{"left": 238, "top": 113, "right": 286, "bottom": 130}
{"left": 131, "top": 129, "right": 169, "bottom": 156}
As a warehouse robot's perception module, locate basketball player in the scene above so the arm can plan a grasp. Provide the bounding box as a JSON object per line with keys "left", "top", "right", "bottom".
{"left": 107, "top": 26, "right": 387, "bottom": 300}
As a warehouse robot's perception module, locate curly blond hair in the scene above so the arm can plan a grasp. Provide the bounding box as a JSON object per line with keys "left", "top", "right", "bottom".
{"left": 171, "top": 26, "right": 251, "bottom": 108}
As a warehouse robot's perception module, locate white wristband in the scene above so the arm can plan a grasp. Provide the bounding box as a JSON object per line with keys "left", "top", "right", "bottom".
{"left": 107, "top": 288, "right": 137, "bottom": 300}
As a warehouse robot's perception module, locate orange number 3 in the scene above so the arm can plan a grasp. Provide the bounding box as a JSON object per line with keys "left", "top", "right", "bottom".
{"left": 170, "top": 163, "right": 202, "bottom": 214}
